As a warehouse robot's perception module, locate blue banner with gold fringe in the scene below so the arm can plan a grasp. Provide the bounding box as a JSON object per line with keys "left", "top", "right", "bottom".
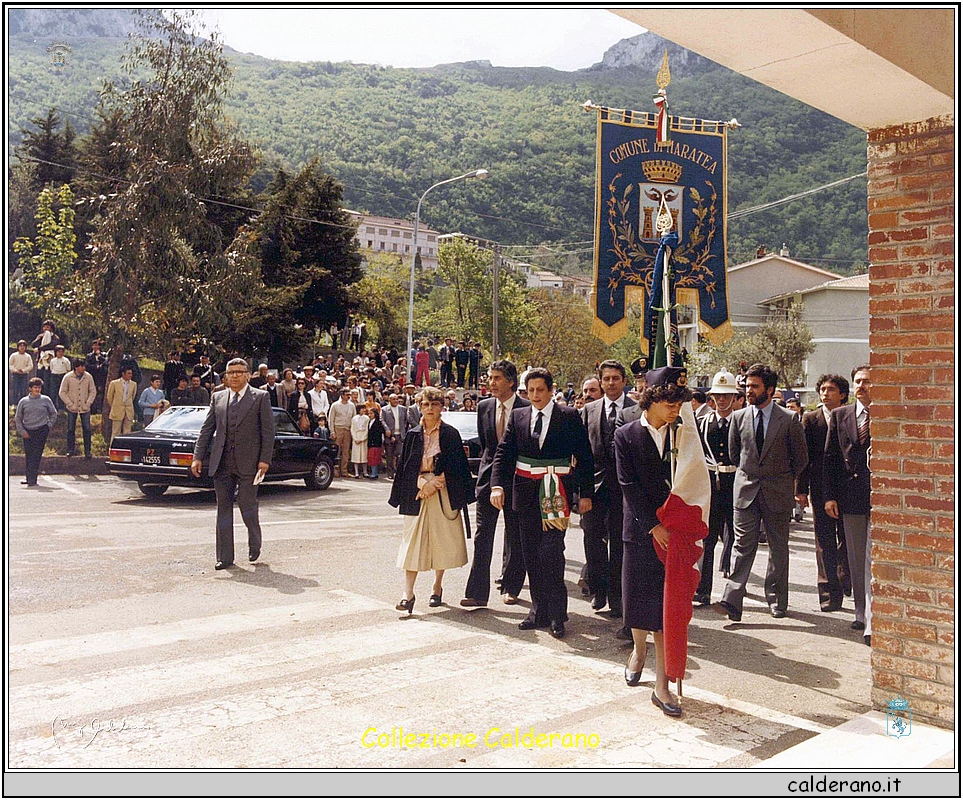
{"left": 590, "top": 107, "right": 733, "bottom": 354}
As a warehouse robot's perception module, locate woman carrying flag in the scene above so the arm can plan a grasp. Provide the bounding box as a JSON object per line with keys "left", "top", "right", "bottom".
{"left": 615, "top": 365, "right": 709, "bottom": 717}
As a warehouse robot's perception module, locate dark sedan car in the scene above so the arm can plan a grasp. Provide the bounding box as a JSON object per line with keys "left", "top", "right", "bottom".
{"left": 441, "top": 410, "right": 481, "bottom": 476}
{"left": 106, "top": 405, "right": 338, "bottom": 496}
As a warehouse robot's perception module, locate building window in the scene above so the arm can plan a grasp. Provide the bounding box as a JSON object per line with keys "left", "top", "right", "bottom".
{"left": 378, "top": 228, "right": 388, "bottom": 236}
{"left": 405, "top": 245, "right": 410, "bottom": 253}
{"left": 391, "top": 230, "right": 400, "bottom": 238}
{"left": 366, "top": 226, "right": 375, "bottom": 233}
{"left": 403, "top": 232, "right": 412, "bottom": 239}
{"left": 392, "top": 243, "right": 398, "bottom": 252}
{"left": 367, "top": 240, "right": 373, "bottom": 248}
{"left": 380, "top": 242, "right": 385, "bottom": 250}
{"left": 427, "top": 235, "right": 436, "bottom": 242}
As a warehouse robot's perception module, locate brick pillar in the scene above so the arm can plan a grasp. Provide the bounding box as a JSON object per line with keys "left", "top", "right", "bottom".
{"left": 866, "top": 114, "right": 954, "bottom": 729}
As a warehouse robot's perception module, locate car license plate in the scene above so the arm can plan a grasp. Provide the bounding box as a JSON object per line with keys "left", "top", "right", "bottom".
{"left": 143, "top": 449, "right": 161, "bottom": 465}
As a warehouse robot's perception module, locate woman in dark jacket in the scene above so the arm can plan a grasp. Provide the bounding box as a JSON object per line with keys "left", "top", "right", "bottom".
{"left": 388, "top": 386, "right": 475, "bottom": 614}
{"left": 287, "top": 378, "right": 315, "bottom": 433}
{"left": 366, "top": 405, "right": 386, "bottom": 479}
{"left": 614, "top": 367, "right": 692, "bottom": 718}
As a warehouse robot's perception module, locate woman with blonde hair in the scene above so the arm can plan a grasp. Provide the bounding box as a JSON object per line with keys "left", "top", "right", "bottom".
{"left": 389, "top": 386, "right": 475, "bottom": 613}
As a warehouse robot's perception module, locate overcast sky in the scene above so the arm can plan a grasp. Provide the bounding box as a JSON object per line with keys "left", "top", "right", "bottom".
{"left": 193, "top": 8, "right": 645, "bottom": 71}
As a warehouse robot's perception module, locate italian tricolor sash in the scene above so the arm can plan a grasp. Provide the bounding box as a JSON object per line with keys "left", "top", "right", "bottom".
{"left": 515, "top": 457, "right": 573, "bottom": 531}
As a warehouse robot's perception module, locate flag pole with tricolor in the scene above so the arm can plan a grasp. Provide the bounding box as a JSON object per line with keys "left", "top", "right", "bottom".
{"left": 649, "top": 200, "right": 711, "bottom": 699}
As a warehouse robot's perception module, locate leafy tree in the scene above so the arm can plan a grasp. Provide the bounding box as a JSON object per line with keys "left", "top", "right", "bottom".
{"left": 351, "top": 252, "right": 409, "bottom": 348}
{"left": 688, "top": 301, "right": 814, "bottom": 387}
{"left": 756, "top": 302, "right": 815, "bottom": 387}
{"left": 523, "top": 289, "right": 608, "bottom": 387}
{"left": 16, "top": 107, "right": 77, "bottom": 189}
{"left": 418, "top": 237, "right": 536, "bottom": 356}
{"left": 74, "top": 10, "right": 260, "bottom": 379}
{"left": 250, "top": 159, "right": 364, "bottom": 336}
{"left": 12, "top": 184, "right": 78, "bottom": 330}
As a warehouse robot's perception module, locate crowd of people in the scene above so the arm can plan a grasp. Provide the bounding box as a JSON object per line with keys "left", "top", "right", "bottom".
{"left": 384, "top": 356, "right": 874, "bottom": 719}
{"left": 11, "top": 321, "right": 874, "bottom": 718}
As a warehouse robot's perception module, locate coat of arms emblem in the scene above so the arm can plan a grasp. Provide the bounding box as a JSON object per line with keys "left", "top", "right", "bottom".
{"left": 47, "top": 42, "right": 72, "bottom": 70}
{"left": 885, "top": 695, "right": 912, "bottom": 738}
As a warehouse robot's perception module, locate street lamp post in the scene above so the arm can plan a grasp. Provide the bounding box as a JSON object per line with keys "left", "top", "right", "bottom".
{"left": 406, "top": 169, "right": 489, "bottom": 380}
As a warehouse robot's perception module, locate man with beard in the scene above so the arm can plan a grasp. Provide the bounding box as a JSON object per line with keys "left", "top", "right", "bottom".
{"left": 713, "top": 363, "right": 807, "bottom": 621}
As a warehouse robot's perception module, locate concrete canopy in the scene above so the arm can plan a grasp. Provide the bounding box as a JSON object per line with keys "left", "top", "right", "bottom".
{"left": 610, "top": 8, "right": 955, "bottom": 130}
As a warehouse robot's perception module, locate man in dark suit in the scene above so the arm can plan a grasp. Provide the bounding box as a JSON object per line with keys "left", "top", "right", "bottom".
{"left": 824, "top": 365, "right": 873, "bottom": 645}
{"left": 713, "top": 363, "right": 808, "bottom": 621}
{"left": 462, "top": 360, "right": 530, "bottom": 608}
{"left": 491, "top": 367, "right": 594, "bottom": 638}
{"left": 381, "top": 393, "right": 410, "bottom": 478}
{"left": 580, "top": 359, "right": 636, "bottom": 620}
{"left": 192, "top": 358, "right": 276, "bottom": 570}
{"left": 796, "top": 373, "right": 852, "bottom": 612}
{"left": 438, "top": 337, "right": 455, "bottom": 388}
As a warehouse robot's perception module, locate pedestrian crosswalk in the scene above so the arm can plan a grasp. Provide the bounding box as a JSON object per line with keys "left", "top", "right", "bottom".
{"left": 10, "top": 588, "right": 833, "bottom": 769}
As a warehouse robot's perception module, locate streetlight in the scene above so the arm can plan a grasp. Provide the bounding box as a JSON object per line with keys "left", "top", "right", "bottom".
{"left": 406, "top": 169, "right": 489, "bottom": 379}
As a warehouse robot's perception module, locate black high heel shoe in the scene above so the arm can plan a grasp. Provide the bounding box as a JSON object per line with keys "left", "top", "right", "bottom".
{"left": 624, "top": 666, "right": 642, "bottom": 686}
{"left": 428, "top": 590, "right": 443, "bottom": 607}
{"left": 396, "top": 596, "right": 415, "bottom": 615}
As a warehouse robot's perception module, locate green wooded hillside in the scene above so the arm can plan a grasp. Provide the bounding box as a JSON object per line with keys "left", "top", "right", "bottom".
{"left": 8, "top": 24, "right": 868, "bottom": 272}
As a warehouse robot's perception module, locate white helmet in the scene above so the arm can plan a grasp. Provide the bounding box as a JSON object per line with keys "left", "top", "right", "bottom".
{"left": 709, "top": 370, "right": 740, "bottom": 394}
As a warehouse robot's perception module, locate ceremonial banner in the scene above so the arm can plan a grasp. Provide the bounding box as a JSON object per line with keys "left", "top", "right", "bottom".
{"left": 591, "top": 108, "right": 733, "bottom": 353}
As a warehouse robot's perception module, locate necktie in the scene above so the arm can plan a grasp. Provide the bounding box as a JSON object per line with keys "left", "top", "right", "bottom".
{"left": 496, "top": 402, "right": 507, "bottom": 441}
{"left": 755, "top": 410, "right": 765, "bottom": 454}
{"left": 533, "top": 410, "right": 543, "bottom": 445}
{"left": 857, "top": 408, "right": 870, "bottom": 446}
{"left": 602, "top": 401, "right": 617, "bottom": 448}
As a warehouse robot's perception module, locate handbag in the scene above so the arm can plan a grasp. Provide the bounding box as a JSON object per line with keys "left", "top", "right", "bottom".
{"left": 297, "top": 409, "right": 312, "bottom": 433}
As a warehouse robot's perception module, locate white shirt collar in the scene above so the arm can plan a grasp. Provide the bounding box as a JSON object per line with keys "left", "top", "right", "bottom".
{"left": 233, "top": 383, "right": 249, "bottom": 401}
{"left": 604, "top": 394, "right": 624, "bottom": 413}
{"left": 531, "top": 399, "right": 555, "bottom": 429}
{"left": 639, "top": 409, "right": 669, "bottom": 457}
{"left": 497, "top": 394, "right": 517, "bottom": 414}
{"left": 855, "top": 399, "right": 870, "bottom": 416}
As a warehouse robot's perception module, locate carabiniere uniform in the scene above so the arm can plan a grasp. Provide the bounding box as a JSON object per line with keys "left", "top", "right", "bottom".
{"left": 694, "top": 410, "right": 737, "bottom": 603}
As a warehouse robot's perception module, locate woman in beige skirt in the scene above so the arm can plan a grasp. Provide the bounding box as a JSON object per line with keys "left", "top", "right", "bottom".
{"left": 388, "top": 386, "right": 475, "bottom": 614}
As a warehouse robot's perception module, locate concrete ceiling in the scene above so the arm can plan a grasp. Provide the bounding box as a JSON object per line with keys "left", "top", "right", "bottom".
{"left": 611, "top": 8, "right": 956, "bottom": 130}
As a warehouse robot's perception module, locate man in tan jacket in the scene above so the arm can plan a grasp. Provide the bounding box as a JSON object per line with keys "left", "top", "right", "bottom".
{"left": 105, "top": 367, "right": 137, "bottom": 446}
{"left": 59, "top": 360, "right": 98, "bottom": 458}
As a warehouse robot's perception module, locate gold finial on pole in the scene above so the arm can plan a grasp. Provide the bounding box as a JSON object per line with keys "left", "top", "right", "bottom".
{"left": 656, "top": 50, "right": 671, "bottom": 94}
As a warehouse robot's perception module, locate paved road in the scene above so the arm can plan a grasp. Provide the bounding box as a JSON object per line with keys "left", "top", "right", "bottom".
{"left": 6, "top": 473, "right": 896, "bottom": 770}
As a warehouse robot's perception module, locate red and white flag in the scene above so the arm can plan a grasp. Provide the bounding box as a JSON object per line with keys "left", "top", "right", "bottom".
{"left": 653, "top": 400, "right": 711, "bottom": 682}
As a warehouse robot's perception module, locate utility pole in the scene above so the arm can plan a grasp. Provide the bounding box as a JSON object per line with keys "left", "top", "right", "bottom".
{"left": 492, "top": 244, "right": 500, "bottom": 359}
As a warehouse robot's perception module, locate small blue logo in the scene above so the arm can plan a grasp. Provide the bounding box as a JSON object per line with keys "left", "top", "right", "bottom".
{"left": 885, "top": 695, "right": 912, "bottom": 738}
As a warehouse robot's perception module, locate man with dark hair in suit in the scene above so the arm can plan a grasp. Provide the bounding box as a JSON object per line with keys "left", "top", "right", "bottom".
{"left": 192, "top": 358, "right": 276, "bottom": 570}
{"left": 580, "top": 359, "right": 636, "bottom": 621}
{"left": 796, "top": 373, "right": 852, "bottom": 612}
{"left": 163, "top": 352, "right": 188, "bottom": 400}
{"left": 462, "top": 359, "right": 530, "bottom": 608}
{"left": 491, "top": 367, "right": 594, "bottom": 638}
{"left": 824, "top": 365, "right": 873, "bottom": 645}
{"left": 713, "top": 363, "right": 808, "bottom": 621}
{"left": 454, "top": 341, "right": 470, "bottom": 389}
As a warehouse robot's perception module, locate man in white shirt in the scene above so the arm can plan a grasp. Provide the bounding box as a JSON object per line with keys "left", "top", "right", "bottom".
{"left": 8, "top": 339, "right": 33, "bottom": 403}
{"left": 48, "top": 344, "right": 73, "bottom": 410}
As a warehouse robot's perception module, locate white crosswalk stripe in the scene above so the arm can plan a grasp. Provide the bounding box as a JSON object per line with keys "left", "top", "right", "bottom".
{"left": 9, "top": 590, "right": 832, "bottom": 769}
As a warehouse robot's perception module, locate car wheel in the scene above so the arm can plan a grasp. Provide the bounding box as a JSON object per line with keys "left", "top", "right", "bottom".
{"left": 305, "top": 456, "right": 334, "bottom": 490}
{"left": 138, "top": 483, "right": 169, "bottom": 497}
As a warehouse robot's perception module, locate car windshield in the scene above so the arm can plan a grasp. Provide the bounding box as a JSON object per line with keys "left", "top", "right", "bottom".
{"left": 442, "top": 411, "right": 478, "bottom": 439}
{"left": 146, "top": 406, "right": 208, "bottom": 433}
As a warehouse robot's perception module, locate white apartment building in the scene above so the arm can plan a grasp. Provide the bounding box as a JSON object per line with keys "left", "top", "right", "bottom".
{"left": 344, "top": 211, "right": 440, "bottom": 271}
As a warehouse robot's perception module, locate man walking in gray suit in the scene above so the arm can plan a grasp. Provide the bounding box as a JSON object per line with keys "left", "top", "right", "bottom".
{"left": 713, "top": 363, "right": 808, "bottom": 621}
{"left": 192, "top": 358, "right": 276, "bottom": 570}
